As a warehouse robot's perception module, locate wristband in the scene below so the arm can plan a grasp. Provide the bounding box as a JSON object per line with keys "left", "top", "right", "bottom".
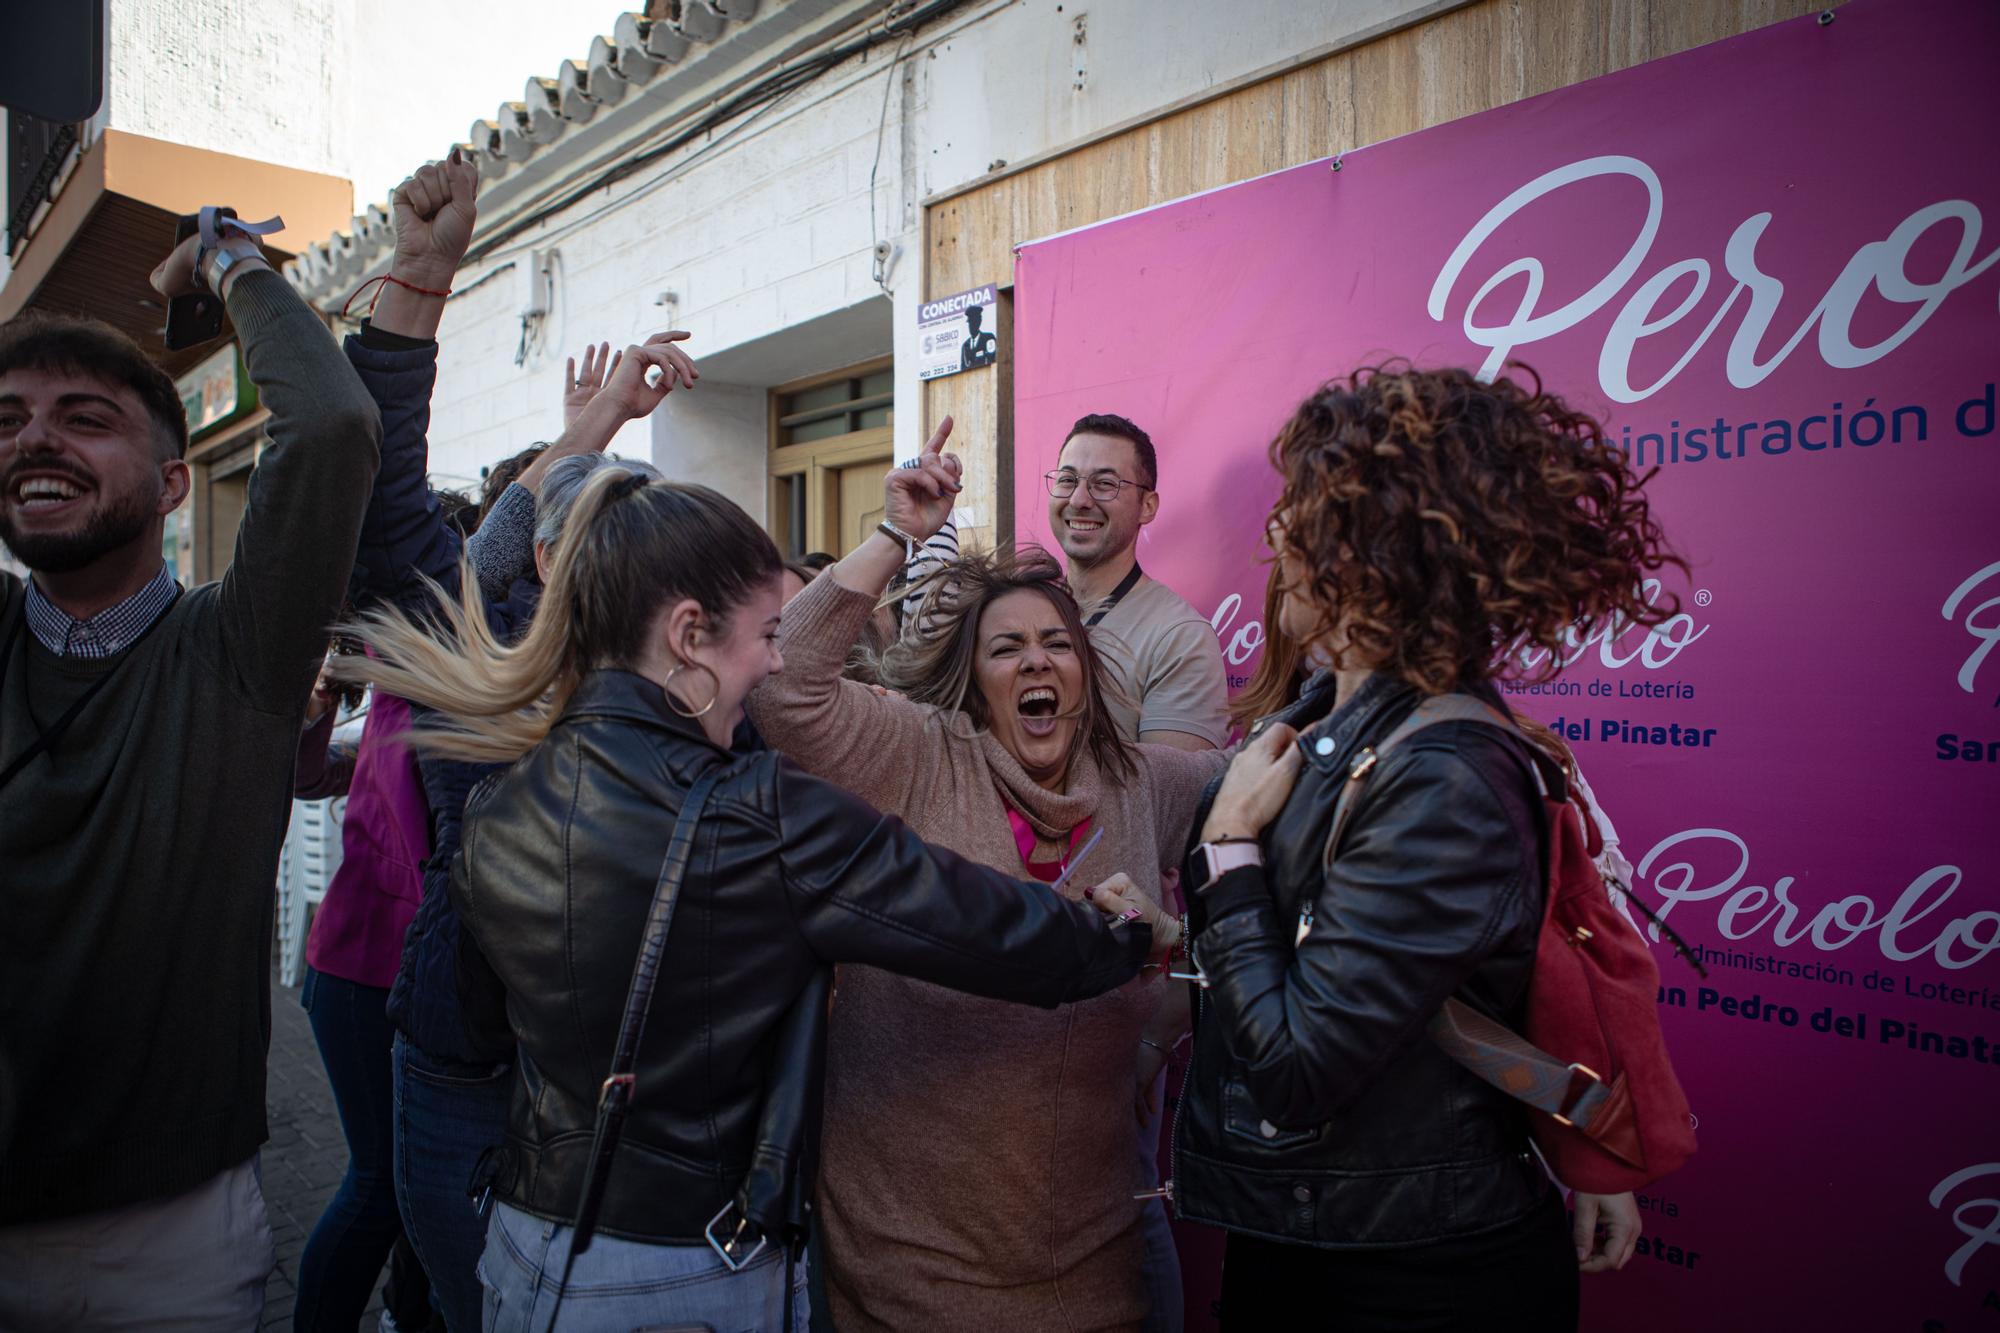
{"left": 341, "top": 273, "right": 455, "bottom": 320}
{"left": 205, "top": 245, "right": 266, "bottom": 299}
{"left": 194, "top": 208, "right": 284, "bottom": 293}
{"left": 877, "top": 519, "right": 919, "bottom": 563}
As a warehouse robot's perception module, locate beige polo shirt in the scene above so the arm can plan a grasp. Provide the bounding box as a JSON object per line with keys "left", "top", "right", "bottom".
{"left": 1086, "top": 573, "right": 1232, "bottom": 747}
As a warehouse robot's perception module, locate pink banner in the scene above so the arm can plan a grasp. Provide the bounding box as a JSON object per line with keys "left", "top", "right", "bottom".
{"left": 1013, "top": 1, "right": 2000, "bottom": 1326}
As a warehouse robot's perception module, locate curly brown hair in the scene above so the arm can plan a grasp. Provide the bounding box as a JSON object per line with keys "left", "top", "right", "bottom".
{"left": 1268, "top": 363, "right": 1684, "bottom": 694}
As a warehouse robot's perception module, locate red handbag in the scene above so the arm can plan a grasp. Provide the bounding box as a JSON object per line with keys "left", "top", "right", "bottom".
{"left": 1324, "top": 695, "right": 1698, "bottom": 1193}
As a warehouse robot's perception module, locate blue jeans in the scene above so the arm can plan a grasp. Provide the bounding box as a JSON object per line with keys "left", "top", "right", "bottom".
{"left": 479, "top": 1201, "right": 809, "bottom": 1333}
{"left": 392, "top": 1032, "right": 512, "bottom": 1333}
{"left": 297, "top": 967, "right": 404, "bottom": 1333}
{"left": 1137, "top": 1072, "right": 1184, "bottom": 1333}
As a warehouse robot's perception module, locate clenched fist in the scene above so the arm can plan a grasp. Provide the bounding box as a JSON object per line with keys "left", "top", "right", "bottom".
{"left": 391, "top": 148, "right": 480, "bottom": 290}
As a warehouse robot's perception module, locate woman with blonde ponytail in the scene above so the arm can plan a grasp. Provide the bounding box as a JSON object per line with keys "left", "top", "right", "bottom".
{"left": 336, "top": 465, "right": 618, "bottom": 766}
{"left": 334, "top": 468, "right": 1163, "bottom": 1332}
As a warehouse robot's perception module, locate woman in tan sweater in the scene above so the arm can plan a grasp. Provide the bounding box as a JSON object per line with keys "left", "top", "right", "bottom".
{"left": 748, "top": 426, "right": 1224, "bottom": 1331}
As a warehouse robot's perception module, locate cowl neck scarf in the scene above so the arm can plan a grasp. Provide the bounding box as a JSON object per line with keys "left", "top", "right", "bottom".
{"left": 978, "top": 730, "right": 1102, "bottom": 842}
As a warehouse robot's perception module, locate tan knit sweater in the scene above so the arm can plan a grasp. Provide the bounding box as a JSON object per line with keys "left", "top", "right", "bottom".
{"left": 748, "top": 577, "right": 1225, "bottom": 1332}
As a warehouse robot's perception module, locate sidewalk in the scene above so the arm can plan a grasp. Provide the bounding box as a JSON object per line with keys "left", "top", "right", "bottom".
{"left": 262, "top": 974, "right": 387, "bottom": 1330}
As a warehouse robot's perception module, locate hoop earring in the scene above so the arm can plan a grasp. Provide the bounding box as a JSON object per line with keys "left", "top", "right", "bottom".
{"left": 662, "top": 662, "right": 721, "bottom": 719}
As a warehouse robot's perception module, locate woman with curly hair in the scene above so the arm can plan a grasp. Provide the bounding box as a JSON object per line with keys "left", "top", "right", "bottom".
{"left": 747, "top": 421, "right": 1219, "bottom": 1332}
{"left": 1171, "top": 364, "right": 1684, "bottom": 1331}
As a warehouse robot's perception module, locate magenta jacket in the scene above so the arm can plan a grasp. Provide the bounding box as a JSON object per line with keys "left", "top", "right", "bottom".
{"left": 294, "top": 694, "right": 428, "bottom": 989}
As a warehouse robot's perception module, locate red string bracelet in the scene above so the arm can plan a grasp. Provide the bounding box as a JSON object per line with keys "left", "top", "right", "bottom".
{"left": 340, "top": 273, "right": 454, "bottom": 320}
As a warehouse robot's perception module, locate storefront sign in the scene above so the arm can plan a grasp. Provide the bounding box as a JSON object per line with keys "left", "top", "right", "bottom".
{"left": 176, "top": 343, "right": 253, "bottom": 441}
{"left": 916, "top": 283, "right": 999, "bottom": 380}
{"left": 1014, "top": 1, "right": 1998, "bottom": 1328}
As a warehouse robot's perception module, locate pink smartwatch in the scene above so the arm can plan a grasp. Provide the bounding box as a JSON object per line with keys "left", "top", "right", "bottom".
{"left": 1187, "top": 840, "right": 1264, "bottom": 894}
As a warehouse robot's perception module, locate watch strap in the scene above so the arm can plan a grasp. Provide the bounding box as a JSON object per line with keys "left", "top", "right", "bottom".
{"left": 1191, "top": 839, "right": 1263, "bottom": 892}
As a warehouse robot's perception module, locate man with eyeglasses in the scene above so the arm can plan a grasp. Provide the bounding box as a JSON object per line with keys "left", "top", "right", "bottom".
{"left": 1044, "top": 413, "right": 1229, "bottom": 753}
{"left": 1045, "top": 412, "right": 1226, "bottom": 1333}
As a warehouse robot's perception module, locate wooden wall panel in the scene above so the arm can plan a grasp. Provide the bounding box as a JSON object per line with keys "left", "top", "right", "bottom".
{"left": 926, "top": 0, "right": 1833, "bottom": 550}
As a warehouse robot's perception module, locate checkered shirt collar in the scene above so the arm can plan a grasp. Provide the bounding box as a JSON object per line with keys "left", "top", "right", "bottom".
{"left": 23, "top": 564, "right": 180, "bottom": 659}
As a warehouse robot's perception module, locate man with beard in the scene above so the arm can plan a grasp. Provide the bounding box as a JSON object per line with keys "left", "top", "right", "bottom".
{"left": 0, "top": 191, "right": 388, "bottom": 1326}
{"left": 1045, "top": 413, "right": 1228, "bottom": 751}
{"left": 1043, "top": 411, "right": 1228, "bottom": 1333}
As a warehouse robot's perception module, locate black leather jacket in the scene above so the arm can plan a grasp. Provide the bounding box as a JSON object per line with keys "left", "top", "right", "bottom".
{"left": 1173, "top": 672, "right": 1554, "bottom": 1248}
{"left": 453, "top": 670, "right": 1149, "bottom": 1243}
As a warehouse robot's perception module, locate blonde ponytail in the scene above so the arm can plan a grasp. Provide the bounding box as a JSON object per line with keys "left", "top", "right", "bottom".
{"left": 326, "top": 465, "right": 637, "bottom": 763}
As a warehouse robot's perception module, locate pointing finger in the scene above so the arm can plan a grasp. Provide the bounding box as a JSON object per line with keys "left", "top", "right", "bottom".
{"left": 922, "top": 415, "right": 954, "bottom": 460}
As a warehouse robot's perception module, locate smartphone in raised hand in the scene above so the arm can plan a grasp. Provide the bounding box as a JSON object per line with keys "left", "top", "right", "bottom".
{"left": 162, "top": 207, "right": 236, "bottom": 350}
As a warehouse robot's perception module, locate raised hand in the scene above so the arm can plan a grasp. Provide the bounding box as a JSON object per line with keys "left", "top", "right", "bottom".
{"left": 149, "top": 232, "right": 207, "bottom": 300}
{"left": 150, "top": 229, "right": 268, "bottom": 301}
{"left": 520, "top": 333, "right": 699, "bottom": 495}
{"left": 883, "top": 416, "right": 961, "bottom": 542}
{"left": 390, "top": 148, "right": 480, "bottom": 290}
{"left": 589, "top": 331, "right": 699, "bottom": 423}
{"left": 563, "top": 342, "right": 625, "bottom": 426}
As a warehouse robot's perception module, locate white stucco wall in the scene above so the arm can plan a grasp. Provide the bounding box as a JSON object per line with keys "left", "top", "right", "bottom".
{"left": 101, "top": 0, "right": 620, "bottom": 211}
{"left": 425, "top": 40, "right": 917, "bottom": 511}
{"left": 371, "top": 0, "right": 1450, "bottom": 509}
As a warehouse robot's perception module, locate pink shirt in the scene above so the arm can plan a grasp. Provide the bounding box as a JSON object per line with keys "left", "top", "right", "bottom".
{"left": 304, "top": 694, "right": 427, "bottom": 988}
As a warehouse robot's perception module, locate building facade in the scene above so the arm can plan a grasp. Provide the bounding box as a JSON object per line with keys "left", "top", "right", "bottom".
{"left": 281, "top": 0, "right": 1830, "bottom": 562}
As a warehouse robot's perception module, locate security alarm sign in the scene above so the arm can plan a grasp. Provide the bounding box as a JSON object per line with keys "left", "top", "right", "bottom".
{"left": 916, "top": 283, "right": 998, "bottom": 380}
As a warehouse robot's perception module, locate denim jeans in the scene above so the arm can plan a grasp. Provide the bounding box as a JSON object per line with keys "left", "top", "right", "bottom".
{"left": 1136, "top": 1079, "right": 1184, "bottom": 1333}
{"left": 296, "top": 967, "right": 405, "bottom": 1332}
{"left": 479, "top": 1201, "right": 809, "bottom": 1333}
{"left": 392, "top": 1032, "right": 512, "bottom": 1333}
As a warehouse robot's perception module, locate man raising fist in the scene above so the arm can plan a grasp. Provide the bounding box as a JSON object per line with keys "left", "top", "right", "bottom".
{"left": 0, "top": 203, "right": 382, "bottom": 1323}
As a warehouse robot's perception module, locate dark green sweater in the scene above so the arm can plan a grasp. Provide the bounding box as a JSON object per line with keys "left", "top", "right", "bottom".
{"left": 0, "top": 271, "right": 381, "bottom": 1224}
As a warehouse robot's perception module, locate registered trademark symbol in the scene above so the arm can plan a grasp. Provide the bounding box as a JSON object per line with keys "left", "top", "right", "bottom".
{"left": 1694, "top": 589, "right": 1713, "bottom": 607}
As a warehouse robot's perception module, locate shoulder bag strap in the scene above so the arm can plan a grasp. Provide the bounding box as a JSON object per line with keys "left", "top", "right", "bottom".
{"left": 1316, "top": 696, "right": 1621, "bottom": 1136}
{"left": 1320, "top": 694, "right": 1513, "bottom": 870}
{"left": 564, "top": 764, "right": 724, "bottom": 1264}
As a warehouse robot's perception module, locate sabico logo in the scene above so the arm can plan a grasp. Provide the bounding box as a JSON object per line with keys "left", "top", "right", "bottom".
{"left": 1634, "top": 830, "right": 1998, "bottom": 972}
{"left": 1930, "top": 1163, "right": 2000, "bottom": 1288}
{"left": 1428, "top": 155, "right": 2000, "bottom": 403}
{"left": 1944, "top": 561, "right": 2000, "bottom": 705}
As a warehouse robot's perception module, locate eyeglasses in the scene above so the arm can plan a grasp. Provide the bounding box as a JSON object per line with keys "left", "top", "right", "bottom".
{"left": 1044, "top": 470, "right": 1152, "bottom": 503}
